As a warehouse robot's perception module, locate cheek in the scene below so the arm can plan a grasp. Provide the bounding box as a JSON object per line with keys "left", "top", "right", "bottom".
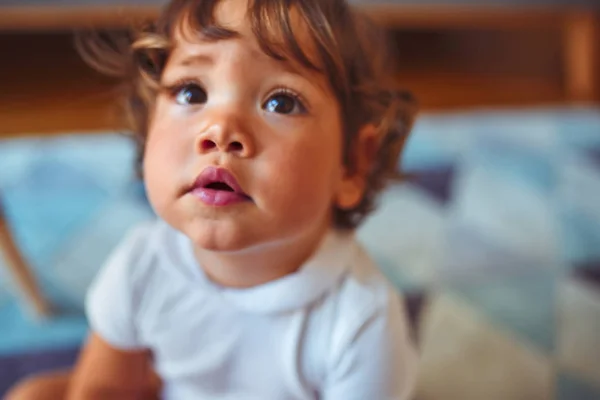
{"left": 143, "top": 110, "right": 190, "bottom": 208}
{"left": 143, "top": 136, "right": 170, "bottom": 213}
{"left": 146, "top": 102, "right": 193, "bottom": 168}
{"left": 260, "top": 124, "right": 343, "bottom": 215}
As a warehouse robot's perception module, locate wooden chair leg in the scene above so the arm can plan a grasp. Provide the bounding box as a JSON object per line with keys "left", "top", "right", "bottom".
{"left": 0, "top": 211, "right": 52, "bottom": 318}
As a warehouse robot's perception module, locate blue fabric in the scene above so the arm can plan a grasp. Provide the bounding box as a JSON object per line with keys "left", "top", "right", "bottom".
{"left": 1, "top": 108, "right": 600, "bottom": 399}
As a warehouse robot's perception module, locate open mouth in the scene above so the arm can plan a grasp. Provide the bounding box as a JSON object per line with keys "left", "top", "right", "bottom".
{"left": 204, "top": 181, "right": 235, "bottom": 192}
{"left": 189, "top": 166, "right": 252, "bottom": 206}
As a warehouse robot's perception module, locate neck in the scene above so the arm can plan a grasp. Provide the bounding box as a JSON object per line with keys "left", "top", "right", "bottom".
{"left": 194, "top": 223, "right": 329, "bottom": 289}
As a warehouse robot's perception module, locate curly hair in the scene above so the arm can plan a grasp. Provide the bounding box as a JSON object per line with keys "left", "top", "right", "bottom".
{"left": 76, "top": 0, "right": 416, "bottom": 230}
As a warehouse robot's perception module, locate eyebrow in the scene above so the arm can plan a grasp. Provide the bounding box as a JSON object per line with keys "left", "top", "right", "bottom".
{"left": 169, "top": 45, "right": 327, "bottom": 94}
{"left": 178, "top": 53, "right": 214, "bottom": 67}
{"left": 175, "top": 48, "right": 308, "bottom": 79}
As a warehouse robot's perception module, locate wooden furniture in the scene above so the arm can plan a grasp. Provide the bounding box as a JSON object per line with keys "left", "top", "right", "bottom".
{"left": 0, "top": 2, "right": 598, "bottom": 132}
{"left": 0, "top": 206, "right": 52, "bottom": 318}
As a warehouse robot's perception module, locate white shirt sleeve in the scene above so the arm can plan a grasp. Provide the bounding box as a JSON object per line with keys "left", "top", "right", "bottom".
{"left": 85, "top": 225, "right": 149, "bottom": 351}
{"left": 322, "top": 292, "right": 418, "bottom": 400}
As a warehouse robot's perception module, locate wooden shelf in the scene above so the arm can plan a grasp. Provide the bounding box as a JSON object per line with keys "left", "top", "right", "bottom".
{"left": 396, "top": 72, "right": 564, "bottom": 110}
{"left": 0, "top": 4, "right": 587, "bottom": 31}
{"left": 390, "top": 27, "right": 568, "bottom": 109}
{"left": 0, "top": 33, "right": 121, "bottom": 136}
{"left": 360, "top": 5, "right": 571, "bottom": 30}
{"left": 0, "top": 6, "right": 159, "bottom": 31}
{"left": 0, "top": 6, "right": 597, "bottom": 136}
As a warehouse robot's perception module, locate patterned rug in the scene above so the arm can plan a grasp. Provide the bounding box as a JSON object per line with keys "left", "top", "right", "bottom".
{"left": 1, "top": 107, "right": 599, "bottom": 399}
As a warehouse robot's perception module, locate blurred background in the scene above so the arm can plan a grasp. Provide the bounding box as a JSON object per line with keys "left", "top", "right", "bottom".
{"left": 0, "top": 0, "right": 599, "bottom": 399}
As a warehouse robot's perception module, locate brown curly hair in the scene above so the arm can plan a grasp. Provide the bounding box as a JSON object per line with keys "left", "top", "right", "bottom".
{"left": 76, "top": 0, "right": 416, "bottom": 230}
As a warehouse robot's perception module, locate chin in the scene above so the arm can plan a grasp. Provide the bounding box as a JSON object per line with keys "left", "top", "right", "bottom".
{"left": 184, "top": 219, "right": 258, "bottom": 253}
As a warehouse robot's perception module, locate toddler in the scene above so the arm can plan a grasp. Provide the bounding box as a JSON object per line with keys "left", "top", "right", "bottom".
{"left": 8, "top": 0, "right": 417, "bottom": 398}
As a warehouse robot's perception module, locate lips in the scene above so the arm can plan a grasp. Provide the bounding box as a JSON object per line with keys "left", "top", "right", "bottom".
{"left": 189, "top": 166, "right": 251, "bottom": 206}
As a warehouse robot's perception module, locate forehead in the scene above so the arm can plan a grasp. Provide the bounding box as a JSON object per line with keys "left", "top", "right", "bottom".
{"left": 169, "top": 0, "right": 321, "bottom": 71}
{"left": 212, "top": 0, "right": 249, "bottom": 31}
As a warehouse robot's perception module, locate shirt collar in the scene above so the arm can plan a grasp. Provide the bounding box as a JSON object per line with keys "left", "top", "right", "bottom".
{"left": 172, "top": 225, "right": 356, "bottom": 314}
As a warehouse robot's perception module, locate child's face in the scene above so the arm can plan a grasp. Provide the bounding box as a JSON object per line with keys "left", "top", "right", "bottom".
{"left": 144, "top": 0, "right": 358, "bottom": 251}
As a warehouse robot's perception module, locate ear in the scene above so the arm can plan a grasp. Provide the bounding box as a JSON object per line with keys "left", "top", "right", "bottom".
{"left": 335, "top": 124, "right": 379, "bottom": 210}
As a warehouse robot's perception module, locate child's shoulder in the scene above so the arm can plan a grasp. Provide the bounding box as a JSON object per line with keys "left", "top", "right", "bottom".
{"left": 313, "top": 239, "right": 414, "bottom": 384}
{"left": 317, "top": 236, "right": 407, "bottom": 338}
{"left": 116, "top": 219, "right": 160, "bottom": 257}
{"left": 336, "top": 240, "right": 401, "bottom": 314}
{"left": 100, "top": 219, "right": 194, "bottom": 285}
{"left": 86, "top": 218, "right": 199, "bottom": 350}
{"left": 109, "top": 219, "right": 167, "bottom": 268}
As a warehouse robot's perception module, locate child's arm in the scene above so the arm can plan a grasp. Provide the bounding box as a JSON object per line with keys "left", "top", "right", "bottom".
{"left": 67, "top": 332, "right": 154, "bottom": 400}
{"left": 71, "top": 224, "right": 157, "bottom": 398}
{"left": 322, "top": 292, "right": 418, "bottom": 400}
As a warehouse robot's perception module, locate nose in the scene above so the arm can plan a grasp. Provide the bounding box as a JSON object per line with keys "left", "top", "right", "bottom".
{"left": 195, "top": 112, "right": 254, "bottom": 158}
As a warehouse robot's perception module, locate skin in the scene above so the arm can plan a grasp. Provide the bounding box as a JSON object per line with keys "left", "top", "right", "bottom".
{"left": 143, "top": 0, "right": 370, "bottom": 288}
{"left": 8, "top": 0, "right": 376, "bottom": 398}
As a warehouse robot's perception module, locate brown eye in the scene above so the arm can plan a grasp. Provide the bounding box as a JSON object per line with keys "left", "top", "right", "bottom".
{"left": 263, "top": 93, "right": 306, "bottom": 115}
{"left": 175, "top": 83, "right": 207, "bottom": 105}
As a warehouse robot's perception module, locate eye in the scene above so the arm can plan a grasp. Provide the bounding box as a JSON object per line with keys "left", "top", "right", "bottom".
{"left": 263, "top": 91, "right": 306, "bottom": 115}
{"left": 173, "top": 83, "right": 207, "bottom": 105}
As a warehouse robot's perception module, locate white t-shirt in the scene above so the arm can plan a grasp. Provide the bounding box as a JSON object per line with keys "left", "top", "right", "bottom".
{"left": 86, "top": 220, "right": 417, "bottom": 400}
